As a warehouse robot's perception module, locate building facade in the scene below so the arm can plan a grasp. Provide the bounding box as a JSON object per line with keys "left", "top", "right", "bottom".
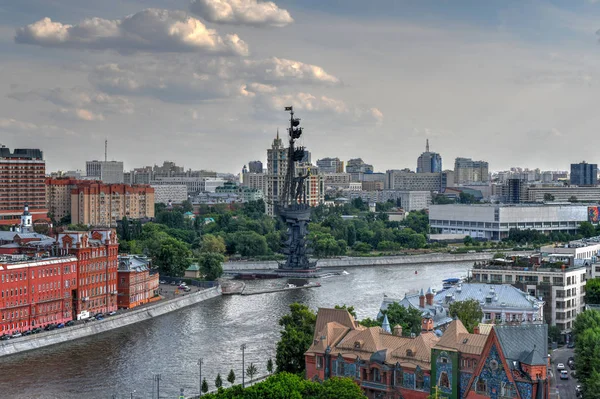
{"left": 429, "top": 204, "right": 590, "bottom": 241}
{"left": 151, "top": 184, "right": 188, "bottom": 204}
{"left": 385, "top": 170, "right": 450, "bottom": 192}
{"left": 215, "top": 182, "right": 264, "bottom": 202}
{"left": 316, "top": 157, "right": 344, "bottom": 174}
{"left": 56, "top": 229, "right": 119, "bottom": 320}
{"left": 248, "top": 160, "right": 263, "bottom": 174}
{"left": 502, "top": 178, "right": 527, "bottom": 204}
{"left": 570, "top": 161, "right": 597, "bottom": 186}
{"left": 346, "top": 158, "right": 374, "bottom": 174}
{"left": 71, "top": 183, "right": 154, "bottom": 227}
{"left": 117, "top": 255, "right": 159, "bottom": 309}
{"left": 416, "top": 140, "right": 442, "bottom": 174}
{"left": 0, "top": 255, "right": 78, "bottom": 335}
{"left": 46, "top": 178, "right": 95, "bottom": 221}
{"left": 0, "top": 146, "right": 47, "bottom": 226}
{"left": 344, "top": 190, "right": 431, "bottom": 212}
{"left": 242, "top": 172, "right": 268, "bottom": 196}
{"left": 454, "top": 158, "right": 489, "bottom": 184}
{"left": 527, "top": 186, "right": 600, "bottom": 202}
{"left": 266, "top": 132, "right": 287, "bottom": 216}
{"left": 86, "top": 160, "right": 124, "bottom": 184}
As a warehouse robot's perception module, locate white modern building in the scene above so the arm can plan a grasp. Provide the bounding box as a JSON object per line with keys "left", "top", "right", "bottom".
{"left": 429, "top": 203, "right": 591, "bottom": 241}
{"left": 151, "top": 184, "right": 188, "bottom": 204}
{"left": 86, "top": 160, "right": 124, "bottom": 184}
{"left": 342, "top": 190, "right": 431, "bottom": 211}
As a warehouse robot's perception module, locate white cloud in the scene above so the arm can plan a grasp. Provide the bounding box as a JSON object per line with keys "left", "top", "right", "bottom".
{"left": 242, "top": 57, "right": 340, "bottom": 85}
{"left": 59, "top": 108, "right": 106, "bottom": 122}
{"left": 0, "top": 117, "right": 76, "bottom": 136}
{"left": 190, "top": 0, "right": 293, "bottom": 27}
{"left": 15, "top": 9, "right": 249, "bottom": 55}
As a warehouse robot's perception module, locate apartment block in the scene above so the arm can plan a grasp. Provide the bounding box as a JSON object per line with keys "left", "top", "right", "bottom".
{"left": 0, "top": 146, "right": 47, "bottom": 225}
{"left": 71, "top": 183, "right": 154, "bottom": 227}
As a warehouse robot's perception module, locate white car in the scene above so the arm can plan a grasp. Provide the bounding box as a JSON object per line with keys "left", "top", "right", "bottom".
{"left": 560, "top": 370, "right": 569, "bottom": 380}
{"left": 557, "top": 363, "right": 565, "bottom": 370}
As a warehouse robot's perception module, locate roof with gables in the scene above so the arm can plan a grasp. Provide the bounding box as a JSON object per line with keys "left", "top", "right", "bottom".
{"left": 433, "top": 319, "right": 488, "bottom": 355}
{"left": 494, "top": 323, "right": 548, "bottom": 367}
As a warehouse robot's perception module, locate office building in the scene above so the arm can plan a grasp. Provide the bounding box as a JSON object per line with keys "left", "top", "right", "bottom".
{"left": 242, "top": 172, "right": 268, "bottom": 196}
{"left": 429, "top": 203, "right": 590, "bottom": 241}
{"left": 316, "top": 157, "right": 344, "bottom": 174}
{"left": 346, "top": 158, "right": 374, "bottom": 174}
{"left": 71, "top": 183, "right": 154, "bottom": 227}
{"left": 215, "top": 182, "right": 264, "bottom": 202}
{"left": 0, "top": 146, "right": 47, "bottom": 226}
{"left": 502, "top": 178, "right": 527, "bottom": 204}
{"left": 151, "top": 185, "right": 188, "bottom": 204}
{"left": 570, "top": 161, "right": 598, "bottom": 186}
{"left": 454, "top": 158, "right": 489, "bottom": 184}
{"left": 86, "top": 160, "right": 124, "bottom": 184}
{"left": 344, "top": 190, "right": 431, "bottom": 211}
{"left": 526, "top": 186, "right": 600, "bottom": 203}
{"left": 248, "top": 161, "right": 263, "bottom": 174}
{"left": 385, "top": 170, "right": 450, "bottom": 192}
{"left": 362, "top": 181, "right": 384, "bottom": 191}
{"left": 416, "top": 139, "right": 442, "bottom": 173}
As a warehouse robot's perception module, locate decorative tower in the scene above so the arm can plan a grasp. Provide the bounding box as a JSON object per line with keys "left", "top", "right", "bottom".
{"left": 276, "top": 106, "right": 317, "bottom": 273}
{"left": 20, "top": 203, "right": 33, "bottom": 233}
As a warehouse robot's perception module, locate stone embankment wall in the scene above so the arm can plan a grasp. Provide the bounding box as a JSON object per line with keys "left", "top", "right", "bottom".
{"left": 223, "top": 252, "right": 534, "bottom": 271}
{"left": 0, "top": 286, "right": 221, "bottom": 358}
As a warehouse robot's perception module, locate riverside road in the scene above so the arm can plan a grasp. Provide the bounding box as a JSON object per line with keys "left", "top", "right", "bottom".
{"left": 0, "top": 261, "right": 471, "bottom": 399}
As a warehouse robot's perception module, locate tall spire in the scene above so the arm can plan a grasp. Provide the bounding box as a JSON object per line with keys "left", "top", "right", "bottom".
{"left": 276, "top": 127, "right": 279, "bottom": 140}
{"left": 382, "top": 314, "right": 391, "bottom": 334}
{"left": 426, "top": 139, "right": 430, "bottom": 153}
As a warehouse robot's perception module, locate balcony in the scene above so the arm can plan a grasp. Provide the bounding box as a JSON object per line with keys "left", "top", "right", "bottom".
{"left": 361, "top": 381, "right": 388, "bottom": 391}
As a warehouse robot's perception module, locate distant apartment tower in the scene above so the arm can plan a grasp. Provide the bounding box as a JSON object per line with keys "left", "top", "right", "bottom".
{"left": 503, "top": 178, "right": 527, "bottom": 204}
{"left": 86, "top": 160, "right": 124, "bottom": 184}
{"left": 416, "top": 139, "right": 442, "bottom": 173}
{"left": 46, "top": 178, "right": 93, "bottom": 221}
{"left": 71, "top": 183, "right": 154, "bottom": 227}
{"left": 385, "top": 169, "right": 450, "bottom": 192}
{"left": 316, "top": 157, "right": 344, "bottom": 174}
{"left": 0, "top": 146, "right": 47, "bottom": 225}
{"left": 454, "top": 157, "right": 489, "bottom": 184}
{"left": 346, "top": 158, "right": 374, "bottom": 174}
{"left": 248, "top": 161, "right": 263, "bottom": 174}
{"left": 570, "top": 161, "right": 598, "bottom": 186}
{"left": 242, "top": 172, "right": 268, "bottom": 196}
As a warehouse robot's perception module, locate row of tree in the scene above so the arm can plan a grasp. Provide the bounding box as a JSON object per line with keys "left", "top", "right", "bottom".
{"left": 200, "top": 362, "right": 270, "bottom": 394}
{"left": 573, "top": 310, "right": 600, "bottom": 398}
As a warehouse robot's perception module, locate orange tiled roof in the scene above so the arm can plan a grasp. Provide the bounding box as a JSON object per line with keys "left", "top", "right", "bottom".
{"left": 434, "top": 320, "right": 488, "bottom": 355}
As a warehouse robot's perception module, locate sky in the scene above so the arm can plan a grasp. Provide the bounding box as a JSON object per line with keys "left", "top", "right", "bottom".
{"left": 1, "top": 0, "right": 600, "bottom": 174}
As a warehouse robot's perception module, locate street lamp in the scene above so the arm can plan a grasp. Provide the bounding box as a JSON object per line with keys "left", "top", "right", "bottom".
{"left": 198, "top": 358, "right": 204, "bottom": 397}
{"left": 130, "top": 390, "right": 136, "bottom": 399}
{"left": 240, "top": 343, "right": 247, "bottom": 388}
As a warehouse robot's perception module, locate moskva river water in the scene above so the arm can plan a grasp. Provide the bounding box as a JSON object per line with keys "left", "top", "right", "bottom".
{"left": 0, "top": 262, "right": 472, "bottom": 399}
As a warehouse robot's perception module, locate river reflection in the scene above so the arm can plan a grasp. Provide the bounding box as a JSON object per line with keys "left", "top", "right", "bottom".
{"left": 0, "top": 262, "right": 471, "bottom": 399}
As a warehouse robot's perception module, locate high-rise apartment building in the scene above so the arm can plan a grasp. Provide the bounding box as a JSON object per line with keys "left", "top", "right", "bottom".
{"left": 503, "top": 178, "right": 527, "bottom": 204}
{"left": 416, "top": 139, "right": 442, "bottom": 173}
{"left": 46, "top": 178, "right": 95, "bottom": 221}
{"left": 385, "top": 170, "right": 450, "bottom": 191}
{"left": 0, "top": 146, "right": 47, "bottom": 225}
{"left": 248, "top": 161, "right": 263, "bottom": 174}
{"left": 266, "top": 132, "right": 287, "bottom": 216}
{"left": 71, "top": 183, "right": 154, "bottom": 227}
{"left": 454, "top": 157, "right": 489, "bottom": 184}
{"left": 570, "top": 161, "right": 598, "bottom": 186}
{"left": 86, "top": 161, "right": 124, "bottom": 184}
{"left": 345, "top": 158, "right": 374, "bottom": 174}
{"left": 316, "top": 157, "right": 344, "bottom": 174}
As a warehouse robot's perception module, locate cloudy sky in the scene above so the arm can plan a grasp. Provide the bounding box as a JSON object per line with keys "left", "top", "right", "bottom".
{"left": 1, "top": 0, "right": 600, "bottom": 174}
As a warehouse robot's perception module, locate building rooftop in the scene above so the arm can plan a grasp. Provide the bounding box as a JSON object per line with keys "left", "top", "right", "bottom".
{"left": 434, "top": 319, "right": 488, "bottom": 355}
{"left": 494, "top": 323, "right": 548, "bottom": 367}
{"left": 442, "top": 283, "right": 543, "bottom": 311}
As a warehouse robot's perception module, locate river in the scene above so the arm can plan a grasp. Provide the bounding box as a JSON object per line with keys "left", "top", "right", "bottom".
{"left": 0, "top": 261, "right": 472, "bottom": 399}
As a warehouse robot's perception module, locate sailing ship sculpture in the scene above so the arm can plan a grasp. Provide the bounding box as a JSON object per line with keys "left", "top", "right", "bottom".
{"left": 276, "top": 106, "right": 318, "bottom": 272}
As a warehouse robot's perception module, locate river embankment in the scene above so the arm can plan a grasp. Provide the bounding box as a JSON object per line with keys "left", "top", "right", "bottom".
{"left": 0, "top": 286, "right": 222, "bottom": 358}
{"left": 223, "top": 251, "right": 534, "bottom": 271}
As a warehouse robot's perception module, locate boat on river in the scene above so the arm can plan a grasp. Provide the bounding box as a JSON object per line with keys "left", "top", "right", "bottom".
{"left": 442, "top": 277, "right": 464, "bottom": 290}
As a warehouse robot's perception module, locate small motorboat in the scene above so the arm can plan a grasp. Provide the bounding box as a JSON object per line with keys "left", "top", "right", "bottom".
{"left": 286, "top": 283, "right": 296, "bottom": 289}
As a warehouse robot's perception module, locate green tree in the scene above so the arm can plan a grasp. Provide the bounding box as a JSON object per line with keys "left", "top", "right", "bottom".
{"left": 543, "top": 193, "right": 555, "bottom": 202}
{"left": 246, "top": 363, "right": 258, "bottom": 383}
{"left": 573, "top": 310, "right": 600, "bottom": 338}
{"left": 33, "top": 224, "right": 50, "bottom": 235}
{"left": 215, "top": 373, "right": 223, "bottom": 389}
{"left": 334, "top": 305, "right": 357, "bottom": 318}
{"left": 580, "top": 222, "right": 596, "bottom": 238}
{"left": 59, "top": 213, "right": 71, "bottom": 226}
{"left": 569, "top": 195, "right": 579, "bottom": 203}
{"left": 583, "top": 369, "right": 600, "bottom": 399}
{"left": 352, "top": 242, "right": 372, "bottom": 253}
{"left": 463, "top": 235, "right": 474, "bottom": 246}
{"left": 120, "top": 216, "right": 131, "bottom": 241}
{"left": 383, "top": 302, "right": 423, "bottom": 336}
{"left": 154, "top": 237, "right": 192, "bottom": 277}
{"left": 202, "top": 378, "right": 209, "bottom": 394}
{"left": 198, "top": 252, "right": 224, "bottom": 281}
{"left": 548, "top": 325, "right": 561, "bottom": 343}
{"left": 458, "top": 192, "right": 477, "bottom": 204}
{"left": 275, "top": 303, "right": 316, "bottom": 374}
{"left": 200, "top": 234, "right": 226, "bottom": 254}
{"left": 448, "top": 299, "right": 484, "bottom": 333}
{"left": 227, "top": 369, "right": 235, "bottom": 385}
{"left": 586, "top": 279, "right": 600, "bottom": 305}
{"left": 228, "top": 231, "right": 269, "bottom": 257}
{"left": 181, "top": 200, "right": 194, "bottom": 213}
{"left": 432, "top": 194, "right": 455, "bottom": 204}
{"left": 575, "top": 326, "right": 600, "bottom": 382}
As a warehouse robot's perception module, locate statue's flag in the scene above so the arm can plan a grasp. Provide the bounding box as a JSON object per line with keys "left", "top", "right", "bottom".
{"left": 284, "top": 106, "right": 293, "bottom": 111}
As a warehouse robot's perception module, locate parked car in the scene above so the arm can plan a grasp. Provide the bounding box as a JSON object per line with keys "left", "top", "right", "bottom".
{"left": 96, "top": 316, "right": 104, "bottom": 321}
{"left": 56, "top": 323, "right": 65, "bottom": 329}
{"left": 557, "top": 363, "right": 565, "bottom": 370}
{"left": 11, "top": 332, "right": 22, "bottom": 338}
{"left": 31, "top": 328, "right": 42, "bottom": 334}
{"left": 44, "top": 324, "right": 56, "bottom": 331}
{"left": 22, "top": 330, "right": 32, "bottom": 336}
{"left": 108, "top": 311, "right": 117, "bottom": 316}
{"left": 66, "top": 320, "right": 75, "bottom": 327}
{"left": 0, "top": 334, "right": 10, "bottom": 340}
{"left": 568, "top": 341, "right": 575, "bottom": 348}
{"left": 94, "top": 313, "right": 104, "bottom": 319}
{"left": 170, "top": 281, "right": 177, "bottom": 286}
{"left": 576, "top": 385, "right": 582, "bottom": 397}
{"left": 159, "top": 280, "right": 166, "bottom": 284}
{"left": 560, "top": 370, "right": 569, "bottom": 380}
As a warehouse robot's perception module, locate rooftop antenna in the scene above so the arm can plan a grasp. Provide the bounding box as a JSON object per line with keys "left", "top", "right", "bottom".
{"left": 104, "top": 139, "right": 108, "bottom": 163}
{"left": 426, "top": 139, "right": 430, "bottom": 153}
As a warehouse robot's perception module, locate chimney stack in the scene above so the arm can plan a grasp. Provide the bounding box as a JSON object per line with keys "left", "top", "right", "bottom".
{"left": 393, "top": 325, "right": 403, "bottom": 336}
{"left": 422, "top": 316, "right": 434, "bottom": 332}
{"left": 426, "top": 287, "right": 434, "bottom": 306}
{"left": 473, "top": 325, "right": 480, "bottom": 335}
{"left": 419, "top": 288, "right": 425, "bottom": 308}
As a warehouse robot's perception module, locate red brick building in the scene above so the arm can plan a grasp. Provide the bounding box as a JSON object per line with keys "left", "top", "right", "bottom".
{"left": 0, "top": 255, "right": 78, "bottom": 335}
{"left": 0, "top": 147, "right": 47, "bottom": 225}
{"left": 117, "top": 255, "right": 159, "bottom": 309}
{"left": 56, "top": 228, "right": 119, "bottom": 318}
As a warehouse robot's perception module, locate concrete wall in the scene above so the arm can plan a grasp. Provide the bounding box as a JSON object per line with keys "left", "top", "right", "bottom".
{"left": 0, "top": 286, "right": 221, "bottom": 358}
{"left": 223, "top": 252, "right": 533, "bottom": 271}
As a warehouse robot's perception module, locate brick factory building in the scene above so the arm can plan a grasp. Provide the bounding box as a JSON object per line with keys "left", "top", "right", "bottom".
{"left": 117, "top": 255, "right": 159, "bottom": 309}
{"left": 70, "top": 183, "right": 154, "bottom": 227}
{"left": 0, "top": 146, "right": 47, "bottom": 226}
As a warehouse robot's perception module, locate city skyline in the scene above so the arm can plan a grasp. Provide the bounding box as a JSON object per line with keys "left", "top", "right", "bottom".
{"left": 2, "top": 1, "right": 600, "bottom": 173}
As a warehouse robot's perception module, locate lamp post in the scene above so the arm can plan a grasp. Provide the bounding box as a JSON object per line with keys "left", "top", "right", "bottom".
{"left": 130, "top": 390, "right": 136, "bottom": 399}
{"left": 240, "top": 343, "right": 247, "bottom": 388}
{"left": 198, "top": 358, "right": 203, "bottom": 397}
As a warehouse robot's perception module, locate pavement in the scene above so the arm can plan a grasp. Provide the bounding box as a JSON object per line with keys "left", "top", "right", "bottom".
{"left": 551, "top": 347, "right": 579, "bottom": 399}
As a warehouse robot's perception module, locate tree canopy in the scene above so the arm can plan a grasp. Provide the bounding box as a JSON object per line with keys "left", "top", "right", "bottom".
{"left": 448, "top": 299, "right": 483, "bottom": 333}
{"left": 197, "top": 252, "right": 225, "bottom": 281}
{"left": 586, "top": 279, "right": 600, "bottom": 305}
{"left": 275, "top": 303, "right": 317, "bottom": 374}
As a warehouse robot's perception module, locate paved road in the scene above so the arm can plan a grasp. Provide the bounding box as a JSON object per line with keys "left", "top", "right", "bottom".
{"left": 551, "top": 347, "right": 579, "bottom": 399}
